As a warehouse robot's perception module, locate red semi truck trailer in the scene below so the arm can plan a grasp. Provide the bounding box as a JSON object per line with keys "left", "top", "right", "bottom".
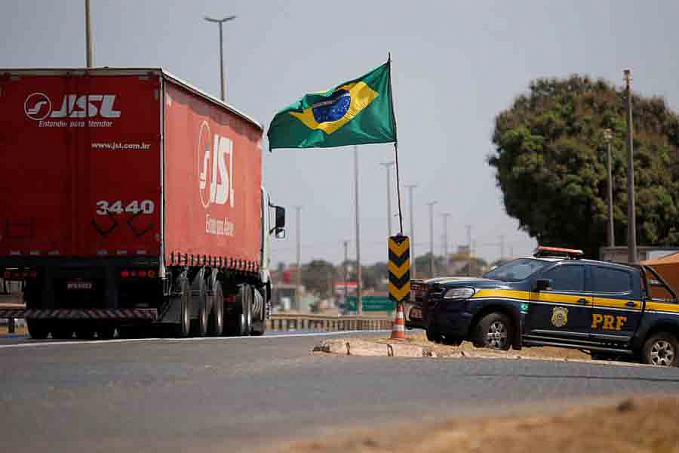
{"left": 0, "top": 68, "right": 285, "bottom": 339}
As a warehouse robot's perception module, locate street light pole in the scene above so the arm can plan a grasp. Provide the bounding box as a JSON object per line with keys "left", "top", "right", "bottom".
{"left": 85, "top": 0, "right": 93, "bottom": 67}
{"left": 380, "top": 161, "right": 395, "bottom": 237}
{"left": 426, "top": 201, "right": 437, "bottom": 277}
{"left": 624, "top": 69, "right": 637, "bottom": 263}
{"left": 354, "top": 146, "right": 363, "bottom": 314}
{"left": 405, "top": 184, "right": 417, "bottom": 277}
{"left": 603, "top": 129, "right": 615, "bottom": 248}
{"left": 441, "top": 213, "right": 450, "bottom": 273}
{"left": 204, "top": 15, "right": 236, "bottom": 102}
{"left": 294, "top": 206, "right": 302, "bottom": 311}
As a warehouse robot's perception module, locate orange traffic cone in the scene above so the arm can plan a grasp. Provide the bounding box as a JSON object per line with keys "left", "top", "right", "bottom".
{"left": 390, "top": 303, "right": 406, "bottom": 340}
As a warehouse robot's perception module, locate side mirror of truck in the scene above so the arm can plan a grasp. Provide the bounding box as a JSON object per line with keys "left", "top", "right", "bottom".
{"left": 532, "top": 278, "right": 552, "bottom": 292}
{"left": 275, "top": 206, "right": 286, "bottom": 229}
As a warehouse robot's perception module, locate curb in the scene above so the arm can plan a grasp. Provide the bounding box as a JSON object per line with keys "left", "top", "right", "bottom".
{"left": 313, "top": 338, "right": 436, "bottom": 358}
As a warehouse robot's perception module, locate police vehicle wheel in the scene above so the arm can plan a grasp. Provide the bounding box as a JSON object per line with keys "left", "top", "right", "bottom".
{"left": 475, "top": 312, "right": 512, "bottom": 351}
{"left": 642, "top": 333, "right": 678, "bottom": 367}
{"left": 426, "top": 328, "right": 443, "bottom": 343}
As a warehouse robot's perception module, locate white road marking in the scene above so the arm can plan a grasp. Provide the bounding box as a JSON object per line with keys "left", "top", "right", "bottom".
{"left": 0, "top": 330, "right": 389, "bottom": 349}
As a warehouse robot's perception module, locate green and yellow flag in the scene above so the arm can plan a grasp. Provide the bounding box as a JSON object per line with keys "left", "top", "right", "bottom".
{"left": 267, "top": 61, "right": 397, "bottom": 150}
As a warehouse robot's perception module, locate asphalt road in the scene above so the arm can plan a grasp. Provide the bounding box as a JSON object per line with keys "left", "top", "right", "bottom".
{"left": 2, "top": 332, "right": 679, "bottom": 452}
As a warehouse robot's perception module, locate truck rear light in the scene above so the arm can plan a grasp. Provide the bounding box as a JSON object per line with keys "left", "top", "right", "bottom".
{"left": 138, "top": 270, "right": 147, "bottom": 278}
{"left": 3, "top": 271, "right": 9, "bottom": 279}
{"left": 130, "top": 270, "right": 138, "bottom": 277}
{"left": 120, "top": 270, "right": 130, "bottom": 278}
{"left": 147, "top": 270, "right": 157, "bottom": 278}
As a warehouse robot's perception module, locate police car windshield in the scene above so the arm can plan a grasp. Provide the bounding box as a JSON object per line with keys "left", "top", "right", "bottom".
{"left": 483, "top": 258, "right": 551, "bottom": 282}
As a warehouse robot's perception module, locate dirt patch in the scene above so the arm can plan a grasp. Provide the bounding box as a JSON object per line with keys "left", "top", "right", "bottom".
{"left": 385, "top": 331, "right": 592, "bottom": 360}
{"left": 281, "top": 397, "right": 679, "bottom": 453}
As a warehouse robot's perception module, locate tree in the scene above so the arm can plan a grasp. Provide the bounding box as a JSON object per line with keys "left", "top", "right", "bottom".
{"left": 489, "top": 75, "right": 679, "bottom": 258}
{"left": 301, "top": 260, "right": 337, "bottom": 298}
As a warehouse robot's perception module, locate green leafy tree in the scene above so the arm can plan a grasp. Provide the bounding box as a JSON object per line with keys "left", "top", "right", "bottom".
{"left": 301, "top": 260, "right": 338, "bottom": 298}
{"left": 489, "top": 75, "right": 679, "bottom": 257}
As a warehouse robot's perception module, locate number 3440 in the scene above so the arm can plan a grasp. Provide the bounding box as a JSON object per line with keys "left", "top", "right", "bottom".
{"left": 96, "top": 200, "right": 155, "bottom": 215}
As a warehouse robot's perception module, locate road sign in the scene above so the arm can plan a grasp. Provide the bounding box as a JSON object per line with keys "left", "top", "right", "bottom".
{"left": 343, "top": 295, "right": 395, "bottom": 312}
{"left": 389, "top": 235, "right": 410, "bottom": 303}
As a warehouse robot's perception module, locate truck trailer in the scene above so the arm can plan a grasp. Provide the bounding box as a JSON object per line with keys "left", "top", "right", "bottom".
{"left": 0, "top": 68, "right": 285, "bottom": 339}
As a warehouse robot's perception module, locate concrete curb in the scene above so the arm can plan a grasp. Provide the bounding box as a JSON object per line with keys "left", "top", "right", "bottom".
{"left": 313, "top": 338, "right": 436, "bottom": 358}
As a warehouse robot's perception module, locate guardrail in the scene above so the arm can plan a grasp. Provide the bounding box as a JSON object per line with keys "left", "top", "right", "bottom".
{"left": 0, "top": 306, "right": 392, "bottom": 336}
{"left": 268, "top": 313, "right": 392, "bottom": 332}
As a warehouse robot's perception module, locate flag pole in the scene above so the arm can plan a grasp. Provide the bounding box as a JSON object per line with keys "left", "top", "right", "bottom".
{"left": 388, "top": 54, "right": 403, "bottom": 235}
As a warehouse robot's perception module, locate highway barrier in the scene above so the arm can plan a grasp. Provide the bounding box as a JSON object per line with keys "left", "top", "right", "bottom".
{"left": 268, "top": 313, "right": 392, "bottom": 332}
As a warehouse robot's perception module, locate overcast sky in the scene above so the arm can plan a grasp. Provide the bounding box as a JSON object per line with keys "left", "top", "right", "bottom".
{"left": 2, "top": 1, "right": 677, "bottom": 266}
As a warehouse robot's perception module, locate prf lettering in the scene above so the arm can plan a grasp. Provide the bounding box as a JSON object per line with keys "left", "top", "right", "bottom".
{"left": 591, "top": 314, "right": 627, "bottom": 331}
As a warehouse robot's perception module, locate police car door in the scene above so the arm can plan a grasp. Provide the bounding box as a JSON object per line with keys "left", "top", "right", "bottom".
{"left": 589, "top": 265, "right": 643, "bottom": 344}
{"left": 528, "top": 263, "right": 592, "bottom": 339}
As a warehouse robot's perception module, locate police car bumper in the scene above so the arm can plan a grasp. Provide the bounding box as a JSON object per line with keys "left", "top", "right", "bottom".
{"left": 428, "top": 304, "right": 474, "bottom": 336}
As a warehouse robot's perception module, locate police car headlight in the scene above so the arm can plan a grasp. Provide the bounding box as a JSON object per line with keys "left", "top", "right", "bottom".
{"left": 443, "top": 287, "right": 476, "bottom": 300}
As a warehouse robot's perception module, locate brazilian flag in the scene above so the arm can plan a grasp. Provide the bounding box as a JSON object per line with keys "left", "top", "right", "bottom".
{"left": 267, "top": 61, "right": 397, "bottom": 150}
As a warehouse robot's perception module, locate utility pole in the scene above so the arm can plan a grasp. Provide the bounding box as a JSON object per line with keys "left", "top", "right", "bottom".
{"left": 294, "top": 206, "right": 302, "bottom": 311}
{"left": 466, "top": 225, "right": 473, "bottom": 276}
{"left": 603, "top": 129, "right": 615, "bottom": 248}
{"left": 405, "top": 184, "right": 417, "bottom": 278}
{"left": 85, "top": 0, "right": 93, "bottom": 67}
{"left": 380, "top": 161, "right": 395, "bottom": 237}
{"left": 354, "top": 146, "right": 363, "bottom": 314}
{"left": 343, "top": 240, "right": 349, "bottom": 310}
{"left": 624, "top": 69, "right": 637, "bottom": 263}
{"left": 204, "top": 15, "right": 236, "bottom": 102}
{"left": 441, "top": 213, "right": 450, "bottom": 273}
{"left": 426, "top": 201, "right": 437, "bottom": 277}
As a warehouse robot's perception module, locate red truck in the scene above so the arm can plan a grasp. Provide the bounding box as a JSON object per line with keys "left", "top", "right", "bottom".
{"left": 0, "top": 68, "right": 285, "bottom": 339}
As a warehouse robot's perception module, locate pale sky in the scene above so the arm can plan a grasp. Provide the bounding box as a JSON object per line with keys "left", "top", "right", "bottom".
{"left": 2, "top": 0, "right": 677, "bottom": 266}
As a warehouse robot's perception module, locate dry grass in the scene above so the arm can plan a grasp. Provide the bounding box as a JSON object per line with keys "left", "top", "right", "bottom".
{"left": 281, "top": 397, "right": 679, "bottom": 453}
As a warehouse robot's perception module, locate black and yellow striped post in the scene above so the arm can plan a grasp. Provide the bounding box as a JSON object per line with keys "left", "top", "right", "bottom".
{"left": 389, "top": 235, "right": 410, "bottom": 306}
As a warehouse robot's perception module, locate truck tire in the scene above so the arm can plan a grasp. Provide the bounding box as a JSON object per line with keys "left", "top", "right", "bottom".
{"left": 239, "top": 285, "right": 252, "bottom": 336}
{"left": 191, "top": 276, "right": 208, "bottom": 337}
{"left": 642, "top": 332, "right": 678, "bottom": 367}
{"left": 178, "top": 279, "right": 191, "bottom": 337}
{"left": 250, "top": 288, "right": 266, "bottom": 336}
{"left": 208, "top": 281, "right": 224, "bottom": 336}
{"left": 473, "top": 312, "right": 513, "bottom": 351}
{"left": 26, "top": 320, "right": 49, "bottom": 340}
{"left": 51, "top": 324, "right": 74, "bottom": 340}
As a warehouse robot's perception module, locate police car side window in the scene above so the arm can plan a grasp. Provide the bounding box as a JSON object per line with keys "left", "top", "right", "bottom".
{"left": 543, "top": 265, "right": 585, "bottom": 292}
{"left": 591, "top": 267, "right": 633, "bottom": 293}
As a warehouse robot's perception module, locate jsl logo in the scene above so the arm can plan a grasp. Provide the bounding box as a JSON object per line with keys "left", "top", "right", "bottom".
{"left": 198, "top": 121, "right": 234, "bottom": 209}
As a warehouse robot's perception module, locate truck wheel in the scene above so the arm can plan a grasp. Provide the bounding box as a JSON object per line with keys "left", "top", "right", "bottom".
{"left": 426, "top": 328, "right": 443, "bottom": 343}
{"left": 178, "top": 279, "right": 191, "bottom": 337}
{"left": 26, "top": 320, "right": 49, "bottom": 340}
{"left": 642, "top": 333, "right": 678, "bottom": 367}
{"left": 239, "top": 285, "right": 252, "bottom": 336}
{"left": 474, "top": 312, "right": 513, "bottom": 351}
{"left": 191, "top": 276, "right": 208, "bottom": 337}
{"left": 208, "top": 281, "right": 224, "bottom": 336}
{"left": 98, "top": 326, "right": 116, "bottom": 340}
{"left": 75, "top": 325, "right": 96, "bottom": 340}
{"left": 250, "top": 288, "right": 266, "bottom": 336}
{"left": 51, "top": 324, "right": 74, "bottom": 340}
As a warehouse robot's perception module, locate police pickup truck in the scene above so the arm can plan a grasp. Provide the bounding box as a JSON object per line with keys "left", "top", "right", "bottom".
{"left": 410, "top": 246, "right": 679, "bottom": 366}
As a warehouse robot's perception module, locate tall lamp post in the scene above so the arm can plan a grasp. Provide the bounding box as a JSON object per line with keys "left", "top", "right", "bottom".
{"left": 204, "top": 15, "right": 237, "bottom": 102}
{"left": 426, "top": 201, "right": 437, "bottom": 277}
{"left": 85, "top": 0, "right": 93, "bottom": 67}
{"left": 380, "top": 161, "right": 395, "bottom": 237}
{"left": 405, "top": 184, "right": 417, "bottom": 277}
{"left": 603, "top": 129, "right": 615, "bottom": 248}
{"left": 623, "top": 69, "right": 637, "bottom": 263}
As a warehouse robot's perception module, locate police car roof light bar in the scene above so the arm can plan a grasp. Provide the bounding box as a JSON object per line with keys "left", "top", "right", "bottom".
{"left": 534, "top": 246, "right": 584, "bottom": 259}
